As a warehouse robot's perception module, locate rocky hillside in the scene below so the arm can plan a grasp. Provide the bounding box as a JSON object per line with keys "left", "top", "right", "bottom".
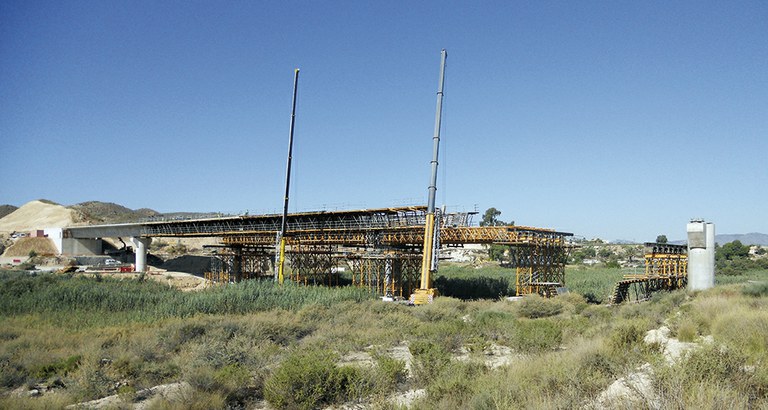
{"left": 0, "top": 205, "right": 18, "bottom": 219}
{"left": 69, "top": 201, "right": 160, "bottom": 224}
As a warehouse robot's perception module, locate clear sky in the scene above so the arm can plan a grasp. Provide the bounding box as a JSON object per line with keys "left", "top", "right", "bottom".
{"left": 1, "top": 1, "right": 766, "bottom": 241}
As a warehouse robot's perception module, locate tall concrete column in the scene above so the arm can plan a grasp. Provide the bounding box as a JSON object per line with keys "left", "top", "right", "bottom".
{"left": 131, "top": 237, "right": 152, "bottom": 272}
{"left": 687, "top": 220, "right": 714, "bottom": 291}
{"left": 706, "top": 222, "right": 716, "bottom": 288}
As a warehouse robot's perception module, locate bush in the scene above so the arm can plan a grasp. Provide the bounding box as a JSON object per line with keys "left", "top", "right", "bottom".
{"left": 263, "top": 350, "right": 374, "bottom": 409}
{"left": 516, "top": 295, "right": 563, "bottom": 319}
{"left": 425, "top": 361, "right": 486, "bottom": 407}
{"left": 374, "top": 355, "right": 407, "bottom": 391}
{"left": 409, "top": 340, "right": 451, "bottom": 387}
{"left": 511, "top": 319, "right": 562, "bottom": 353}
{"left": 711, "top": 310, "right": 768, "bottom": 359}
{"left": 608, "top": 319, "right": 648, "bottom": 354}
{"left": 676, "top": 321, "right": 698, "bottom": 342}
{"left": 742, "top": 282, "right": 768, "bottom": 297}
{"left": 654, "top": 343, "right": 758, "bottom": 409}
{"left": 34, "top": 355, "right": 81, "bottom": 379}
{"left": 264, "top": 350, "right": 337, "bottom": 409}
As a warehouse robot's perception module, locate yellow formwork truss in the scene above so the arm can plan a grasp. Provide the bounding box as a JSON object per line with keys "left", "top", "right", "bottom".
{"left": 611, "top": 243, "right": 688, "bottom": 304}
{"left": 208, "top": 209, "right": 571, "bottom": 298}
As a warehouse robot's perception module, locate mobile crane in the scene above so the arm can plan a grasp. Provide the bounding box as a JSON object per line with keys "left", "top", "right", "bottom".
{"left": 410, "top": 49, "right": 447, "bottom": 305}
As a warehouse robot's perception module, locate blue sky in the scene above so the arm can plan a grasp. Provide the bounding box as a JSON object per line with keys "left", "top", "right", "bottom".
{"left": 1, "top": 1, "right": 766, "bottom": 241}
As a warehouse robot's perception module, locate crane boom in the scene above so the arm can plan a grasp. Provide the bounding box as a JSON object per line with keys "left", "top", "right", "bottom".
{"left": 411, "top": 49, "right": 447, "bottom": 305}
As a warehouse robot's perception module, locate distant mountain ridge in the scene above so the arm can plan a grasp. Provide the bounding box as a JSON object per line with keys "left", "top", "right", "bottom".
{"left": 68, "top": 201, "right": 224, "bottom": 224}
{"left": 715, "top": 233, "right": 768, "bottom": 246}
{"left": 670, "top": 233, "right": 768, "bottom": 246}
{"left": 69, "top": 201, "right": 161, "bottom": 224}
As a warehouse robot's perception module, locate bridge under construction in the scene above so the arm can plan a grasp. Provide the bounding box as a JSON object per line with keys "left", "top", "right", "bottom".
{"left": 610, "top": 242, "right": 688, "bottom": 304}
{"left": 66, "top": 50, "right": 575, "bottom": 300}
{"left": 133, "top": 206, "right": 573, "bottom": 298}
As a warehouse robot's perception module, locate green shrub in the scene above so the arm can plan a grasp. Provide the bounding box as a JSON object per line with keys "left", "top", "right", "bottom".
{"left": 214, "top": 363, "right": 255, "bottom": 404}
{"left": 558, "top": 292, "right": 589, "bottom": 314}
{"left": 162, "top": 323, "right": 207, "bottom": 352}
{"left": 71, "top": 357, "right": 113, "bottom": 400}
{"left": 409, "top": 340, "right": 451, "bottom": 387}
{"left": 374, "top": 355, "right": 407, "bottom": 391}
{"left": 0, "top": 359, "right": 26, "bottom": 388}
{"left": 742, "top": 282, "right": 768, "bottom": 297}
{"left": 654, "top": 343, "right": 758, "bottom": 409}
{"left": 33, "top": 354, "right": 81, "bottom": 379}
{"left": 516, "top": 295, "right": 563, "bottom": 319}
{"left": 676, "top": 321, "right": 698, "bottom": 342}
{"left": 264, "top": 350, "right": 337, "bottom": 409}
{"left": 608, "top": 319, "right": 647, "bottom": 353}
{"left": 263, "top": 350, "right": 373, "bottom": 409}
{"left": 425, "top": 361, "right": 486, "bottom": 407}
{"left": 511, "top": 319, "right": 562, "bottom": 353}
{"left": 711, "top": 310, "right": 768, "bottom": 359}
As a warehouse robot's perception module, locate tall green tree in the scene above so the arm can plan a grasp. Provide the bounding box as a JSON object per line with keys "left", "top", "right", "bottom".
{"left": 480, "top": 208, "right": 505, "bottom": 226}
{"left": 481, "top": 208, "right": 508, "bottom": 260}
{"left": 716, "top": 240, "right": 750, "bottom": 261}
{"left": 656, "top": 235, "right": 668, "bottom": 244}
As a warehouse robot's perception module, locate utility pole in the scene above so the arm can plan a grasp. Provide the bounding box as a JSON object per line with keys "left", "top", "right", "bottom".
{"left": 275, "top": 68, "right": 300, "bottom": 283}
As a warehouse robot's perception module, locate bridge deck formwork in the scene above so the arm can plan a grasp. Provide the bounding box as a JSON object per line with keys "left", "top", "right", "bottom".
{"left": 194, "top": 207, "right": 572, "bottom": 298}
{"left": 610, "top": 243, "right": 688, "bottom": 304}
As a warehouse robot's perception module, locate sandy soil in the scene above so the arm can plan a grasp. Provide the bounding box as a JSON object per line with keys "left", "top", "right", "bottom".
{"left": 75, "top": 269, "right": 208, "bottom": 291}
{"left": 0, "top": 200, "right": 77, "bottom": 233}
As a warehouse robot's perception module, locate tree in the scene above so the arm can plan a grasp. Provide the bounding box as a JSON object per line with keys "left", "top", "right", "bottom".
{"left": 656, "top": 235, "right": 668, "bottom": 244}
{"left": 480, "top": 208, "right": 505, "bottom": 227}
{"left": 598, "top": 247, "right": 613, "bottom": 259}
{"left": 624, "top": 246, "right": 640, "bottom": 262}
{"left": 716, "top": 240, "right": 750, "bottom": 261}
{"left": 488, "top": 244, "right": 507, "bottom": 261}
{"left": 570, "top": 246, "right": 596, "bottom": 263}
{"left": 481, "top": 208, "right": 509, "bottom": 260}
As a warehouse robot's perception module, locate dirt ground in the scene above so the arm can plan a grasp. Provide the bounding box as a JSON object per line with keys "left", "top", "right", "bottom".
{"left": 74, "top": 268, "right": 208, "bottom": 291}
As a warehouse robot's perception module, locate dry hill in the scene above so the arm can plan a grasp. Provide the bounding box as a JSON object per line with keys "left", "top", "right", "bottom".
{"left": 0, "top": 200, "right": 79, "bottom": 233}
{"left": 3, "top": 237, "right": 58, "bottom": 257}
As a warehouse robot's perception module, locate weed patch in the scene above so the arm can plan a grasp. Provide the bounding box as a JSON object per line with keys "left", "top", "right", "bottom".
{"left": 516, "top": 295, "right": 563, "bottom": 319}
{"left": 263, "top": 349, "right": 375, "bottom": 409}
{"left": 510, "top": 319, "right": 562, "bottom": 353}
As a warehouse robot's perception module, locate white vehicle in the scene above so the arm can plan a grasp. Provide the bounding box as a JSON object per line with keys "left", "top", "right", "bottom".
{"left": 105, "top": 258, "right": 120, "bottom": 266}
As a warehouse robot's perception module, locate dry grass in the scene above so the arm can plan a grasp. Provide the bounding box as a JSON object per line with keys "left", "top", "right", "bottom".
{"left": 1, "top": 272, "right": 767, "bottom": 409}
{"left": 2, "top": 237, "right": 58, "bottom": 257}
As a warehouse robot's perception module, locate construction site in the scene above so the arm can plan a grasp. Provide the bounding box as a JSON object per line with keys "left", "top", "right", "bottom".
{"left": 9, "top": 49, "right": 706, "bottom": 304}
{"left": 166, "top": 206, "right": 576, "bottom": 299}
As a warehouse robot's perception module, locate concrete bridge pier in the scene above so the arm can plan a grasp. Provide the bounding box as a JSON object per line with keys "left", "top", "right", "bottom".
{"left": 131, "top": 237, "right": 152, "bottom": 272}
